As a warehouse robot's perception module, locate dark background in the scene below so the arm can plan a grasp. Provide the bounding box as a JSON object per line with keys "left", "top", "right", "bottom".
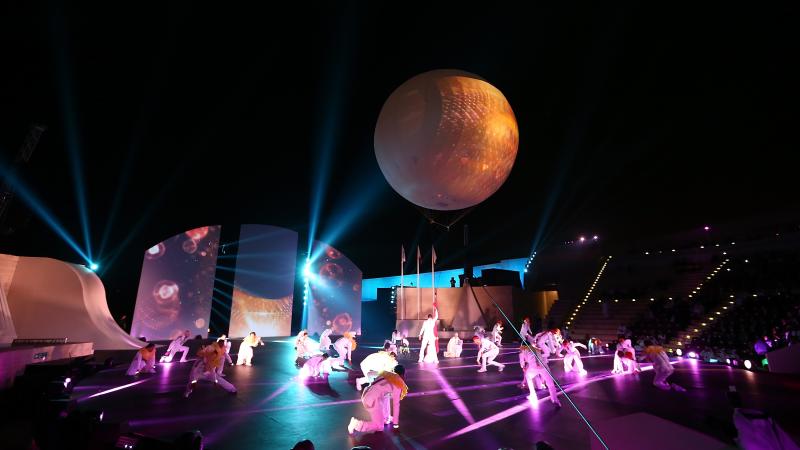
{"left": 1, "top": 2, "right": 798, "bottom": 319}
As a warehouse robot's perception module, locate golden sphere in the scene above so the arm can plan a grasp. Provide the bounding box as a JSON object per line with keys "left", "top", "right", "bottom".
{"left": 375, "top": 70, "right": 519, "bottom": 211}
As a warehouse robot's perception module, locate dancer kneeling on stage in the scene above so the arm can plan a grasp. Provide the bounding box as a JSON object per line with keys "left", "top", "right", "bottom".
{"left": 348, "top": 365, "right": 407, "bottom": 434}
{"left": 301, "top": 353, "right": 332, "bottom": 380}
{"left": 562, "top": 340, "right": 588, "bottom": 376}
{"left": 474, "top": 334, "right": 505, "bottom": 372}
{"left": 185, "top": 340, "right": 237, "bottom": 397}
{"left": 160, "top": 330, "right": 191, "bottom": 363}
{"left": 330, "top": 332, "right": 356, "bottom": 370}
{"left": 127, "top": 343, "right": 157, "bottom": 376}
{"left": 356, "top": 344, "right": 398, "bottom": 390}
{"left": 237, "top": 331, "right": 264, "bottom": 366}
{"left": 520, "top": 345, "right": 561, "bottom": 407}
{"left": 444, "top": 334, "right": 463, "bottom": 358}
{"left": 612, "top": 337, "right": 639, "bottom": 374}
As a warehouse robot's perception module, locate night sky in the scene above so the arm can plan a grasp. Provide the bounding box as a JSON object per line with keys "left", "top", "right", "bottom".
{"left": 1, "top": 2, "right": 798, "bottom": 317}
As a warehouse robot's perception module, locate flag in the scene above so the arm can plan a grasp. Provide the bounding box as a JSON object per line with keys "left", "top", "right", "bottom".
{"left": 432, "top": 246, "right": 437, "bottom": 266}
{"left": 401, "top": 245, "right": 406, "bottom": 263}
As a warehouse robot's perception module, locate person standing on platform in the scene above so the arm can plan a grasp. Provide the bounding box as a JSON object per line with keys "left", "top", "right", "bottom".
{"left": 474, "top": 334, "right": 505, "bottom": 372}
{"left": 127, "top": 343, "right": 157, "bottom": 376}
{"left": 236, "top": 331, "right": 264, "bottom": 366}
{"left": 348, "top": 365, "right": 408, "bottom": 434}
{"left": 418, "top": 306, "right": 439, "bottom": 363}
{"left": 160, "top": 330, "right": 191, "bottom": 363}
{"left": 330, "top": 332, "right": 356, "bottom": 370}
{"left": 519, "top": 345, "right": 561, "bottom": 407}
{"left": 184, "top": 340, "right": 237, "bottom": 397}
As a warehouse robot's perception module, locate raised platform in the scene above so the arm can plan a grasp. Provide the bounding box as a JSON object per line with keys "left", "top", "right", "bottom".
{"left": 67, "top": 338, "right": 800, "bottom": 449}
{"left": 0, "top": 342, "right": 94, "bottom": 389}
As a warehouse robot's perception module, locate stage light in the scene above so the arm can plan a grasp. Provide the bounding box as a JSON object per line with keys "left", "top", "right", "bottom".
{"left": 592, "top": 235, "right": 598, "bottom": 240}
{"left": 725, "top": 358, "right": 731, "bottom": 365}
{"left": 704, "top": 226, "right": 710, "bottom": 231}
{"left": 89, "top": 263, "right": 99, "bottom": 271}
{"left": 303, "top": 260, "right": 311, "bottom": 278}
{"left": 762, "top": 358, "right": 768, "bottom": 367}
{"left": 687, "top": 351, "right": 697, "bottom": 359}
{"left": 709, "top": 358, "right": 718, "bottom": 363}
{"left": 676, "top": 348, "right": 683, "bottom": 356}
{"left": 744, "top": 360, "right": 752, "bottom": 370}
{"left": 579, "top": 236, "right": 585, "bottom": 242}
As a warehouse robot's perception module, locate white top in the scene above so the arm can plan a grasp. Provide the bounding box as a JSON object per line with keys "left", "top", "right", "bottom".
{"left": 419, "top": 308, "right": 439, "bottom": 339}
{"left": 391, "top": 331, "right": 404, "bottom": 342}
{"left": 334, "top": 337, "right": 353, "bottom": 360}
{"left": 477, "top": 337, "right": 498, "bottom": 356}
{"left": 520, "top": 321, "right": 532, "bottom": 338}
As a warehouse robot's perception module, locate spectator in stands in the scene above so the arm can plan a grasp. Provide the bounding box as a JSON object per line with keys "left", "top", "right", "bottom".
{"left": 450, "top": 277, "right": 456, "bottom": 288}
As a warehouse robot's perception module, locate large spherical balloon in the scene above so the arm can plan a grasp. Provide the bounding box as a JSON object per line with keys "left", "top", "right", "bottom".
{"left": 375, "top": 70, "right": 519, "bottom": 211}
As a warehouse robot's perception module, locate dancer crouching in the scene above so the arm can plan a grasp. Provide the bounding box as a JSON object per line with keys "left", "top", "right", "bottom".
{"left": 330, "top": 332, "right": 356, "bottom": 370}
{"left": 520, "top": 345, "right": 561, "bottom": 407}
{"left": 355, "top": 343, "right": 397, "bottom": 390}
{"left": 185, "top": 340, "right": 237, "bottom": 397}
{"left": 236, "top": 331, "right": 264, "bottom": 366}
{"left": 301, "top": 353, "right": 332, "bottom": 380}
{"left": 643, "top": 341, "right": 684, "bottom": 391}
{"left": 562, "top": 339, "right": 588, "bottom": 376}
{"left": 348, "top": 365, "right": 407, "bottom": 434}
{"left": 474, "top": 334, "right": 505, "bottom": 372}
{"left": 127, "top": 343, "right": 157, "bottom": 376}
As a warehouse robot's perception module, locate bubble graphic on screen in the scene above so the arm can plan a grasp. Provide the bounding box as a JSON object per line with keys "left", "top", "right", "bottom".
{"left": 195, "top": 318, "right": 205, "bottom": 329}
{"left": 332, "top": 312, "right": 353, "bottom": 334}
{"left": 145, "top": 243, "right": 166, "bottom": 260}
{"left": 154, "top": 280, "right": 180, "bottom": 304}
{"left": 325, "top": 246, "right": 342, "bottom": 259}
{"left": 319, "top": 262, "right": 344, "bottom": 287}
{"left": 182, "top": 239, "right": 198, "bottom": 254}
{"left": 185, "top": 226, "right": 209, "bottom": 241}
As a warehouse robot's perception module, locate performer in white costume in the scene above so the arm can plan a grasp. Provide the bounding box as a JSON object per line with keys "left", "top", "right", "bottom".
{"left": 642, "top": 342, "right": 683, "bottom": 390}
{"left": 184, "top": 340, "right": 236, "bottom": 397}
{"left": 318, "top": 328, "right": 333, "bottom": 352}
{"left": 215, "top": 335, "right": 233, "bottom": 376}
{"left": 294, "top": 330, "right": 319, "bottom": 359}
{"left": 236, "top": 332, "right": 264, "bottom": 366}
{"left": 127, "top": 343, "right": 157, "bottom": 376}
{"left": 355, "top": 344, "right": 398, "bottom": 390}
{"left": 474, "top": 335, "right": 505, "bottom": 372}
{"left": 519, "top": 345, "right": 561, "bottom": 407}
{"left": 533, "top": 328, "right": 564, "bottom": 358}
{"left": 160, "top": 330, "right": 191, "bottom": 363}
{"left": 444, "top": 334, "right": 463, "bottom": 358}
{"left": 301, "top": 353, "right": 332, "bottom": 380}
{"left": 492, "top": 320, "right": 504, "bottom": 346}
{"left": 348, "top": 365, "right": 408, "bottom": 434}
{"left": 561, "top": 340, "right": 588, "bottom": 375}
{"left": 330, "top": 332, "right": 356, "bottom": 370}
{"left": 519, "top": 317, "right": 534, "bottom": 344}
{"left": 418, "top": 305, "right": 439, "bottom": 363}
{"left": 612, "top": 338, "right": 638, "bottom": 374}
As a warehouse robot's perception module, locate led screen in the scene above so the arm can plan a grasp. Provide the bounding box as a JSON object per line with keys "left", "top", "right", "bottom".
{"left": 307, "top": 241, "right": 362, "bottom": 335}
{"left": 130, "top": 226, "right": 220, "bottom": 340}
{"left": 228, "top": 224, "right": 298, "bottom": 337}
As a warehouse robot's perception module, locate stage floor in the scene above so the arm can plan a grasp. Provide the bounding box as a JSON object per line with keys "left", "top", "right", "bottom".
{"left": 71, "top": 340, "right": 800, "bottom": 449}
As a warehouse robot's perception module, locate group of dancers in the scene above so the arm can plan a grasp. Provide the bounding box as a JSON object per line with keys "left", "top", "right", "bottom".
{"left": 124, "top": 312, "right": 680, "bottom": 436}
{"left": 126, "top": 330, "right": 268, "bottom": 397}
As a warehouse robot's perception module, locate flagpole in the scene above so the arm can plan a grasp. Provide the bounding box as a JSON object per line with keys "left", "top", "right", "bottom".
{"left": 400, "top": 246, "right": 404, "bottom": 321}
{"left": 417, "top": 246, "right": 421, "bottom": 320}
{"left": 431, "top": 245, "right": 435, "bottom": 306}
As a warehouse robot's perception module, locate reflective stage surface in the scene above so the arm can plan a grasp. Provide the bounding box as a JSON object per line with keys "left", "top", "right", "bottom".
{"left": 72, "top": 340, "right": 800, "bottom": 449}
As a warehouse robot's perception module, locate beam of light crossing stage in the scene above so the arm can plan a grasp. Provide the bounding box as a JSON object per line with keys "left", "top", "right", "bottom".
{"left": 475, "top": 284, "right": 610, "bottom": 450}
{"left": 77, "top": 379, "right": 151, "bottom": 402}
{"left": 431, "top": 368, "right": 476, "bottom": 424}
{"left": 0, "top": 160, "right": 91, "bottom": 264}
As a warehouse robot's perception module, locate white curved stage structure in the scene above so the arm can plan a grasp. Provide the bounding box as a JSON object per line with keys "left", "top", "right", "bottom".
{"left": 0, "top": 254, "right": 142, "bottom": 350}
